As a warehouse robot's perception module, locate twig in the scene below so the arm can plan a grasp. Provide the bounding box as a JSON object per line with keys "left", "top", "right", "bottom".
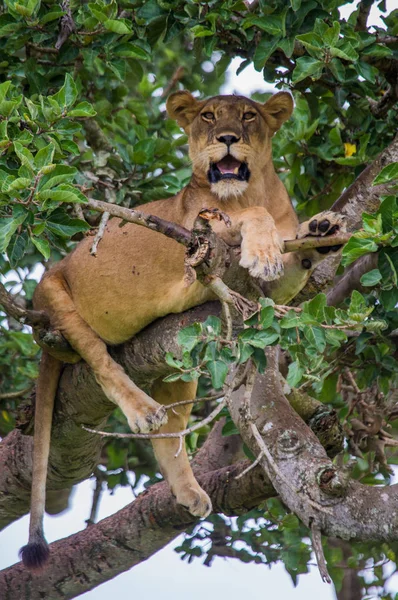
{"left": 174, "top": 435, "right": 184, "bottom": 458}
{"left": 221, "top": 301, "right": 233, "bottom": 340}
{"left": 235, "top": 451, "right": 264, "bottom": 480}
{"left": 26, "top": 43, "right": 59, "bottom": 55}
{"left": 90, "top": 211, "right": 110, "bottom": 256}
{"left": 162, "top": 393, "right": 222, "bottom": 412}
{"left": 0, "top": 386, "right": 32, "bottom": 400}
{"left": 346, "top": 369, "right": 361, "bottom": 395}
{"left": 82, "top": 370, "right": 240, "bottom": 442}
{"left": 311, "top": 521, "right": 332, "bottom": 583}
{"left": 161, "top": 66, "right": 185, "bottom": 99}
{"left": 87, "top": 198, "right": 192, "bottom": 247}
{"left": 86, "top": 469, "right": 104, "bottom": 527}
{"left": 283, "top": 233, "right": 351, "bottom": 253}
{"left": 82, "top": 397, "right": 227, "bottom": 441}
{"left": 0, "top": 281, "right": 49, "bottom": 327}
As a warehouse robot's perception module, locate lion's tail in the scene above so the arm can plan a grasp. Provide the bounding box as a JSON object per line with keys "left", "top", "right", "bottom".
{"left": 20, "top": 351, "right": 62, "bottom": 571}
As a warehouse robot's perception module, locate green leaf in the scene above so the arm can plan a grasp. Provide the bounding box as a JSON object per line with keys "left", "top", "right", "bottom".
{"left": 202, "top": 315, "right": 222, "bottom": 336}
{"left": 13, "top": 141, "right": 34, "bottom": 172}
{"left": 245, "top": 14, "right": 286, "bottom": 36}
{"left": 303, "top": 325, "right": 326, "bottom": 352}
{"left": 0, "top": 80, "right": 11, "bottom": 103}
{"left": 36, "top": 184, "right": 87, "bottom": 204}
{"left": 295, "top": 32, "right": 324, "bottom": 56}
{"left": 286, "top": 361, "right": 304, "bottom": 387}
{"left": 45, "top": 210, "right": 90, "bottom": 239}
{"left": 104, "top": 19, "right": 132, "bottom": 34}
{"left": 222, "top": 418, "right": 239, "bottom": 437}
{"left": 362, "top": 44, "right": 393, "bottom": 58}
{"left": 360, "top": 269, "right": 382, "bottom": 286}
{"left": 259, "top": 306, "right": 275, "bottom": 329}
{"left": 349, "top": 290, "right": 368, "bottom": 317}
{"left": 34, "top": 143, "right": 55, "bottom": 170}
{"left": 8, "top": 331, "right": 38, "bottom": 356}
{"left": 330, "top": 42, "right": 358, "bottom": 62}
{"left": 341, "top": 236, "right": 378, "bottom": 266}
{"left": 0, "top": 210, "right": 27, "bottom": 253}
{"left": 324, "top": 21, "right": 340, "bottom": 47}
{"left": 68, "top": 102, "right": 97, "bottom": 118}
{"left": 115, "top": 43, "right": 150, "bottom": 60}
{"left": 303, "top": 293, "right": 327, "bottom": 321}
{"left": 239, "top": 328, "right": 279, "bottom": 348}
{"left": 39, "top": 165, "right": 77, "bottom": 191}
{"left": 88, "top": 3, "right": 108, "bottom": 22}
{"left": 355, "top": 61, "right": 377, "bottom": 83}
{"left": 31, "top": 236, "right": 51, "bottom": 259}
{"left": 7, "top": 231, "right": 28, "bottom": 268}
{"left": 177, "top": 323, "right": 202, "bottom": 352}
{"left": 253, "top": 38, "right": 280, "bottom": 70}
{"left": 324, "top": 328, "right": 347, "bottom": 347}
{"left": 50, "top": 74, "right": 78, "bottom": 108}
{"left": 4, "top": 177, "right": 31, "bottom": 192}
{"left": 373, "top": 163, "right": 398, "bottom": 185}
{"left": 207, "top": 361, "right": 228, "bottom": 389}
{"left": 292, "top": 57, "right": 324, "bottom": 83}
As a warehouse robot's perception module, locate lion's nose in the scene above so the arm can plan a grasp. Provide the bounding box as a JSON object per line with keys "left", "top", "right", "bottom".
{"left": 217, "top": 134, "right": 240, "bottom": 147}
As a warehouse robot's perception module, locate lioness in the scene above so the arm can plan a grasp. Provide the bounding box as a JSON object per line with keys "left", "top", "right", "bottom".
{"left": 21, "top": 90, "right": 344, "bottom": 569}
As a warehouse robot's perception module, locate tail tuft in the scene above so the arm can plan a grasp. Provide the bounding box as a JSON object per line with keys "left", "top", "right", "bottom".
{"left": 20, "top": 540, "right": 50, "bottom": 571}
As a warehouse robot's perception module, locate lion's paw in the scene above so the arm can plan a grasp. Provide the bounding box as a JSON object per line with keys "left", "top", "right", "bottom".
{"left": 128, "top": 403, "right": 168, "bottom": 434}
{"left": 240, "top": 238, "right": 284, "bottom": 282}
{"left": 176, "top": 484, "right": 212, "bottom": 518}
{"left": 297, "top": 211, "right": 346, "bottom": 255}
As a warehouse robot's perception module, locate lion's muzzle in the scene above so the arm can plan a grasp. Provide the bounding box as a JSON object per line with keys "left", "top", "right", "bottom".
{"left": 208, "top": 156, "right": 250, "bottom": 184}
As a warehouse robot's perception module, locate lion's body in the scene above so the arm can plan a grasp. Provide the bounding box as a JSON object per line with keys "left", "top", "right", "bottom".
{"left": 22, "top": 91, "right": 344, "bottom": 571}
{"left": 34, "top": 164, "right": 297, "bottom": 345}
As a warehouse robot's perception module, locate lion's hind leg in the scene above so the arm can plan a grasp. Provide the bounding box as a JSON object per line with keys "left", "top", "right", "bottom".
{"left": 150, "top": 378, "right": 212, "bottom": 518}
{"left": 37, "top": 274, "right": 167, "bottom": 433}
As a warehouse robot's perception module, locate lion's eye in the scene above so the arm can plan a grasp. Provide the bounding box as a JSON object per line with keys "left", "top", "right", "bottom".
{"left": 202, "top": 112, "right": 215, "bottom": 121}
{"left": 243, "top": 112, "right": 256, "bottom": 121}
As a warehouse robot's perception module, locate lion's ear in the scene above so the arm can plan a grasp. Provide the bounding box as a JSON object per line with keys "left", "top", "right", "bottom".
{"left": 166, "top": 90, "right": 204, "bottom": 130}
{"left": 262, "top": 92, "right": 294, "bottom": 133}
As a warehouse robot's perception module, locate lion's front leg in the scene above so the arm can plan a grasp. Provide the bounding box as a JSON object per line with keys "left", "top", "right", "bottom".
{"left": 217, "top": 207, "right": 284, "bottom": 282}
{"left": 264, "top": 211, "right": 346, "bottom": 304}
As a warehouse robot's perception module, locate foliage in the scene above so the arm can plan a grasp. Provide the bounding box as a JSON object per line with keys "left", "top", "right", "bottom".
{"left": 0, "top": 0, "right": 398, "bottom": 597}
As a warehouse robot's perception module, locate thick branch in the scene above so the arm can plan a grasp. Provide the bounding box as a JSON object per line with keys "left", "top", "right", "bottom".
{"left": 228, "top": 348, "right": 398, "bottom": 543}
{"left": 0, "top": 460, "right": 273, "bottom": 599}
{"left": 296, "top": 133, "right": 398, "bottom": 303}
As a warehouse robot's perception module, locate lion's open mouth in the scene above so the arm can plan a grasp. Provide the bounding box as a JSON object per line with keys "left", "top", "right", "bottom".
{"left": 208, "top": 156, "right": 250, "bottom": 184}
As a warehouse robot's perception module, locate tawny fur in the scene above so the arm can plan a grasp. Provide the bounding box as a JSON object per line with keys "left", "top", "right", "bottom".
{"left": 23, "top": 91, "right": 344, "bottom": 569}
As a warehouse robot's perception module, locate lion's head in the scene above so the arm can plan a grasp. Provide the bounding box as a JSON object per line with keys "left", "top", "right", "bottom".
{"left": 166, "top": 91, "right": 293, "bottom": 200}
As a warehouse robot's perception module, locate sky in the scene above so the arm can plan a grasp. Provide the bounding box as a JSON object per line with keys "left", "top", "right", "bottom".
{"left": 0, "top": 1, "right": 396, "bottom": 598}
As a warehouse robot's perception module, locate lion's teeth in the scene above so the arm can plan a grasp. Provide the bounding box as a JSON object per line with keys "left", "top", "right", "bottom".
{"left": 233, "top": 167, "right": 239, "bottom": 174}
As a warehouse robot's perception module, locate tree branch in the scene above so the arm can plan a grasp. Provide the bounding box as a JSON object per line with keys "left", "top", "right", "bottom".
{"left": 227, "top": 348, "right": 398, "bottom": 543}
{"left": 295, "top": 133, "right": 398, "bottom": 303}
{"left": 0, "top": 459, "right": 273, "bottom": 599}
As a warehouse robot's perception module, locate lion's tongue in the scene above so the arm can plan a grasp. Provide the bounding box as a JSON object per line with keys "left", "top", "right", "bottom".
{"left": 216, "top": 156, "right": 241, "bottom": 174}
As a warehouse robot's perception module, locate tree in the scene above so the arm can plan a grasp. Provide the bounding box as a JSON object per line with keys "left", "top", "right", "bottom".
{"left": 0, "top": 0, "right": 398, "bottom": 598}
